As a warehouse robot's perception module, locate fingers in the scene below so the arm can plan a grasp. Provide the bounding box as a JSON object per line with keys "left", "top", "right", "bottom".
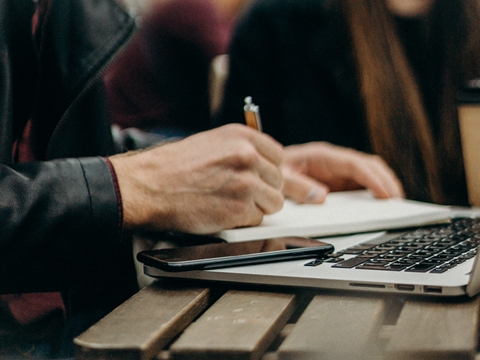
{"left": 242, "top": 125, "right": 284, "bottom": 167}
{"left": 214, "top": 124, "right": 284, "bottom": 211}
{"left": 349, "top": 154, "right": 404, "bottom": 199}
{"left": 327, "top": 146, "right": 404, "bottom": 198}
{"left": 234, "top": 125, "right": 284, "bottom": 212}
{"left": 284, "top": 142, "right": 404, "bottom": 200}
{"left": 224, "top": 146, "right": 284, "bottom": 214}
{"left": 251, "top": 147, "right": 284, "bottom": 190}
{"left": 252, "top": 173, "right": 285, "bottom": 213}
{"left": 282, "top": 166, "right": 329, "bottom": 204}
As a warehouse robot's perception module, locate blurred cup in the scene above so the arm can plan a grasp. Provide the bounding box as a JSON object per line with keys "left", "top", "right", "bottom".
{"left": 458, "top": 79, "right": 480, "bottom": 206}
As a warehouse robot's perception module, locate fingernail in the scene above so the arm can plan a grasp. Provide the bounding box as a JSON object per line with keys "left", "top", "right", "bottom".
{"left": 305, "top": 187, "right": 327, "bottom": 203}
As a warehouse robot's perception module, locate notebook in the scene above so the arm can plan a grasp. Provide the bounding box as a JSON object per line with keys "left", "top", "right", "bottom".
{"left": 143, "top": 207, "right": 480, "bottom": 297}
{"left": 215, "top": 190, "right": 451, "bottom": 242}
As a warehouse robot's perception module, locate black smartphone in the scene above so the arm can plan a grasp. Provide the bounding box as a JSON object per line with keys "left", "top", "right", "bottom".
{"left": 136, "top": 236, "right": 334, "bottom": 272}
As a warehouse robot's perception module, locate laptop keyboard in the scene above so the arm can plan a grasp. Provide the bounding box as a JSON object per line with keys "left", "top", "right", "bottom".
{"left": 304, "top": 217, "right": 480, "bottom": 273}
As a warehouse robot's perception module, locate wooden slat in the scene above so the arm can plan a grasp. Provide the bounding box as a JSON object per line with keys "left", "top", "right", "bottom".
{"left": 277, "top": 294, "right": 386, "bottom": 360}
{"left": 74, "top": 281, "right": 212, "bottom": 360}
{"left": 169, "top": 290, "right": 296, "bottom": 360}
{"left": 386, "top": 297, "right": 480, "bottom": 360}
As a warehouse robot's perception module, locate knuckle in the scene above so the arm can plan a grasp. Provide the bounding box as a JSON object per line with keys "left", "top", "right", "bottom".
{"left": 234, "top": 144, "right": 259, "bottom": 168}
{"left": 237, "top": 179, "right": 254, "bottom": 196}
{"left": 229, "top": 172, "right": 256, "bottom": 196}
{"left": 224, "top": 123, "right": 249, "bottom": 137}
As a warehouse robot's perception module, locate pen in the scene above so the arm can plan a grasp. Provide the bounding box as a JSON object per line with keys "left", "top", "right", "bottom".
{"left": 244, "top": 96, "right": 262, "bottom": 131}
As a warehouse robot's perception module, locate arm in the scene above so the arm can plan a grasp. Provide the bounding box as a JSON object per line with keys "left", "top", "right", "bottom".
{"left": 0, "top": 157, "right": 121, "bottom": 293}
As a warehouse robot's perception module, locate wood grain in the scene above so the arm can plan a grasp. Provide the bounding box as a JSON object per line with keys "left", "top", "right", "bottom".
{"left": 74, "top": 281, "right": 211, "bottom": 360}
{"left": 386, "top": 297, "right": 480, "bottom": 360}
{"left": 169, "top": 290, "right": 296, "bottom": 360}
{"left": 277, "top": 294, "right": 386, "bottom": 360}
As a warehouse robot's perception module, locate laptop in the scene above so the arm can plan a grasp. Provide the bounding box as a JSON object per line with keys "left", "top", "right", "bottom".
{"left": 141, "top": 209, "right": 480, "bottom": 298}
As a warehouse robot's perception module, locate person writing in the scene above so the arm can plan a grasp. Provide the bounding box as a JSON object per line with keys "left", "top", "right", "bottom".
{"left": 0, "top": 0, "right": 401, "bottom": 357}
{"left": 216, "top": 0, "right": 479, "bottom": 206}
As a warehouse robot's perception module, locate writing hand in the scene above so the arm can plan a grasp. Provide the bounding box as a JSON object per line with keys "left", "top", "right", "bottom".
{"left": 109, "top": 124, "right": 284, "bottom": 233}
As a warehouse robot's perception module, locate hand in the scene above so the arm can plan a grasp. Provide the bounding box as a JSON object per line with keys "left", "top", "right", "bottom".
{"left": 109, "top": 124, "right": 284, "bottom": 233}
{"left": 282, "top": 142, "right": 404, "bottom": 203}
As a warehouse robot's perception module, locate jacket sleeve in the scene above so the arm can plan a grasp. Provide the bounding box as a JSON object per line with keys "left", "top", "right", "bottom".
{"left": 0, "top": 157, "right": 123, "bottom": 294}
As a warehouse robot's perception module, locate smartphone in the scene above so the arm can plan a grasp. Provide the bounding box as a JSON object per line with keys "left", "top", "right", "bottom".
{"left": 136, "top": 236, "right": 334, "bottom": 272}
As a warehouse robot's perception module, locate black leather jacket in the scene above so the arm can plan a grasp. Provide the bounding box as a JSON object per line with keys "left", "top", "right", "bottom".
{"left": 0, "top": 0, "right": 138, "bottom": 307}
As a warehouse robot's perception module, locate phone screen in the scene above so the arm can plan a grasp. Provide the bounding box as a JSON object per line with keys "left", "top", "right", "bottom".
{"left": 137, "top": 237, "right": 334, "bottom": 272}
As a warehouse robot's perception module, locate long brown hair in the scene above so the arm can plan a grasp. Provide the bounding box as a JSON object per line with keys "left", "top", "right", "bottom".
{"left": 341, "top": 0, "right": 480, "bottom": 204}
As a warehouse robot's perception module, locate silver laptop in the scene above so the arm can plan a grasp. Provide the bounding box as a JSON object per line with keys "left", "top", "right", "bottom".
{"left": 143, "top": 211, "right": 480, "bottom": 297}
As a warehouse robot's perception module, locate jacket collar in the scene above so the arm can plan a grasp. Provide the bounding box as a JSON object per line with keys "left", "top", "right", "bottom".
{"left": 33, "top": 0, "right": 136, "bottom": 158}
{"left": 35, "top": 0, "right": 136, "bottom": 97}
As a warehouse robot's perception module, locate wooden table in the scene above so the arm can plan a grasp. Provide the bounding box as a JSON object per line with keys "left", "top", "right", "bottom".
{"left": 74, "top": 278, "right": 480, "bottom": 360}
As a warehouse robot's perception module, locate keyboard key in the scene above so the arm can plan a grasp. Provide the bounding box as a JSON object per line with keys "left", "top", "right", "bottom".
{"left": 357, "top": 263, "right": 391, "bottom": 270}
{"left": 304, "top": 259, "right": 325, "bottom": 267}
{"left": 332, "top": 257, "right": 369, "bottom": 268}
{"left": 405, "top": 261, "right": 441, "bottom": 272}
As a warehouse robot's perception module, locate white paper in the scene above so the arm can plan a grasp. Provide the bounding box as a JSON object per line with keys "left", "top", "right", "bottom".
{"left": 216, "top": 190, "right": 451, "bottom": 242}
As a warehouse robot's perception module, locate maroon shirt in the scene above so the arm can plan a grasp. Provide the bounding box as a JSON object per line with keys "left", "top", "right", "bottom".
{"left": 104, "top": 0, "right": 231, "bottom": 134}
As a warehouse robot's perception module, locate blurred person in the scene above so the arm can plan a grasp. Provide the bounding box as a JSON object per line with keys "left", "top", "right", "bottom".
{"left": 216, "top": 0, "right": 480, "bottom": 205}
{"left": 104, "top": 0, "right": 250, "bottom": 136}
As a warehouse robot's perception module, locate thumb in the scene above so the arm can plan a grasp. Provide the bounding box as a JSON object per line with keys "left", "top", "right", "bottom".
{"left": 282, "top": 166, "right": 329, "bottom": 204}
